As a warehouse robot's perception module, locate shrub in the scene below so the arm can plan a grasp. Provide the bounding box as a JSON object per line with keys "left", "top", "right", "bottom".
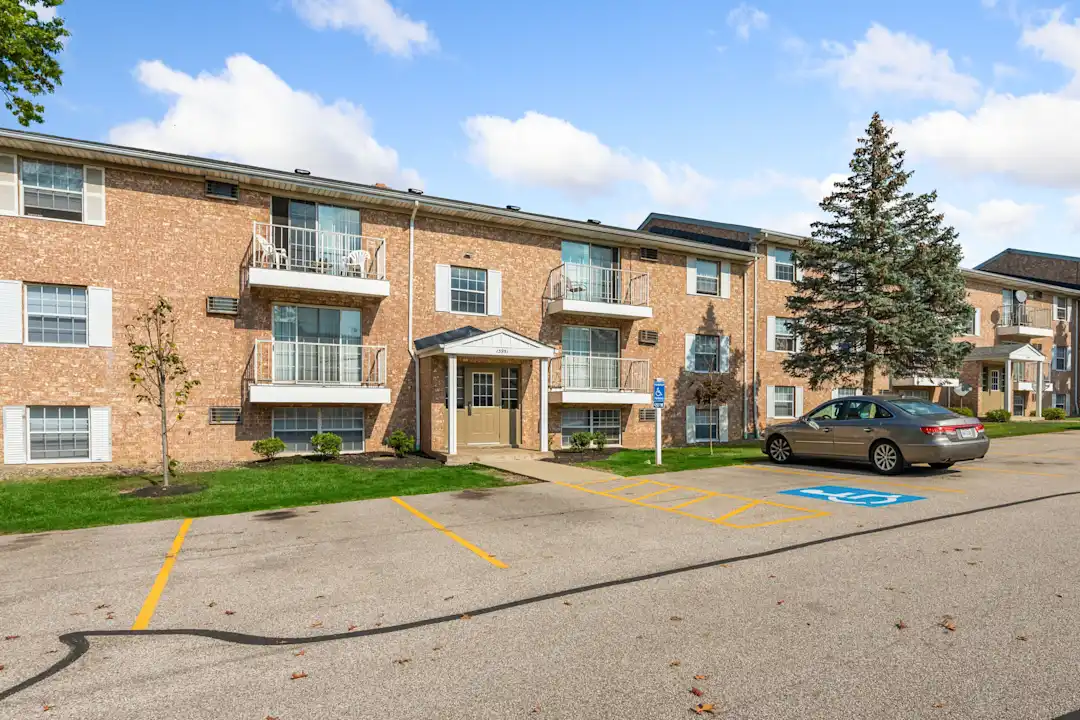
{"left": 252, "top": 437, "right": 286, "bottom": 461}
{"left": 384, "top": 429, "right": 415, "bottom": 458}
{"left": 310, "top": 432, "right": 342, "bottom": 458}
{"left": 590, "top": 431, "right": 608, "bottom": 451}
{"left": 569, "top": 432, "right": 594, "bottom": 451}
{"left": 949, "top": 406, "right": 975, "bottom": 417}
{"left": 1029, "top": 410, "right": 1038, "bottom": 417}
{"left": 984, "top": 409, "right": 1011, "bottom": 423}
{"left": 1043, "top": 407, "right": 1067, "bottom": 421}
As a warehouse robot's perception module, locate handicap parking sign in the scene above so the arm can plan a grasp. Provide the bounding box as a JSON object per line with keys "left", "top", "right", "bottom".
{"left": 652, "top": 379, "right": 665, "bottom": 408}
{"left": 778, "top": 485, "right": 925, "bottom": 507}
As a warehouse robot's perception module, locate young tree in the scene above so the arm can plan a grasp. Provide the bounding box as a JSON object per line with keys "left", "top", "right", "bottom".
{"left": 693, "top": 370, "right": 737, "bottom": 455}
{"left": 0, "top": 0, "right": 68, "bottom": 126}
{"left": 784, "top": 113, "right": 972, "bottom": 394}
{"left": 126, "top": 297, "right": 200, "bottom": 487}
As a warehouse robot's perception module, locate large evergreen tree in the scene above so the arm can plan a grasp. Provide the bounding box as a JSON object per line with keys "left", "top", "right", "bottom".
{"left": 784, "top": 113, "right": 972, "bottom": 394}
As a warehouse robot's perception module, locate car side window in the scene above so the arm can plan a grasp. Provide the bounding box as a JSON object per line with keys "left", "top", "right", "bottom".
{"left": 873, "top": 404, "right": 893, "bottom": 419}
{"left": 808, "top": 402, "right": 842, "bottom": 420}
{"left": 841, "top": 400, "right": 892, "bottom": 420}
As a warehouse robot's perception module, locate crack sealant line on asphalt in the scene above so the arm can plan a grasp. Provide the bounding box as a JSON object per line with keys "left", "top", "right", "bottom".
{"left": 5, "top": 490, "right": 1080, "bottom": 704}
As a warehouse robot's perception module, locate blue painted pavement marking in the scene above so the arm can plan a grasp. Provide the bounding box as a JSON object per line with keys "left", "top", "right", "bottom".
{"left": 778, "top": 485, "right": 925, "bottom": 507}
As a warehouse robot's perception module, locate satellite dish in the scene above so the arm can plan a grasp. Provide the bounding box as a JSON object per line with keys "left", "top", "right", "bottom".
{"left": 1015, "top": 289, "right": 1028, "bottom": 303}
{"left": 953, "top": 383, "right": 972, "bottom": 397}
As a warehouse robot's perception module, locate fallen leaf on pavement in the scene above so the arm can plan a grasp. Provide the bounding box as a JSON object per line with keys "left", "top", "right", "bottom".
{"left": 315, "top": 595, "right": 325, "bottom": 599}
{"left": 443, "top": 596, "right": 455, "bottom": 601}
{"left": 347, "top": 624, "right": 358, "bottom": 632}
{"left": 776, "top": 600, "right": 785, "bottom": 605}
{"left": 42, "top": 703, "right": 52, "bottom": 712}
{"left": 670, "top": 616, "right": 683, "bottom": 622}
{"left": 290, "top": 671, "right": 308, "bottom": 680}
{"left": 694, "top": 675, "right": 707, "bottom": 680}
{"left": 224, "top": 610, "right": 236, "bottom": 616}
{"left": 460, "top": 614, "right": 472, "bottom": 621}
{"left": 970, "top": 547, "right": 981, "bottom": 551}
{"left": 938, "top": 618, "right": 956, "bottom": 632}
{"left": 690, "top": 687, "right": 704, "bottom": 697}
{"left": 563, "top": 601, "right": 572, "bottom": 606}
{"left": 393, "top": 658, "right": 410, "bottom": 665}
{"left": 105, "top": 612, "right": 115, "bottom": 620}
{"left": 265, "top": 716, "right": 280, "bottom": 720}
{"left": 0, "top": 664, "right": 5, "bottom": 671}
{"left": 670, "top": 660, "right": 681, "bottom": 667}
{"left": 530, "top": 705, "right": 541, "bottom": 714}
{"left": 967, "top": 562, "right": 978, "bottom": 566}
{"left": 1056, "top": 594, "right": 1064, "bottom": 599}
{"left": 95, "top": 604, "right": 110, "bottom": 610}
{"left": 4, "top": 636, "right": 18, "bottom": 641}
{"left": 895, "top": 621, "right": 908, "bottom": 630}
{"left": 932, "top": 703, "right": 946, "bottom": 709}
{"left": 1017, "top": 635, "right": 1028, "bottom": 641}
{"left": 374, "top": 622, "right": 382, "bottom": 627}
{"left": 309, "top": 621, "right": 323, "bottom": 628}
{"left": 207, "top": 602, "right": 216, "bottom": 608}
{"left": 692, "top": 703, "right": 716, "bottom": 715}
{"left": 768, "top": 575, "right": 776, "bottom": 579}
{"left": 294, "top": 650, "right": 305, "bottom": 657}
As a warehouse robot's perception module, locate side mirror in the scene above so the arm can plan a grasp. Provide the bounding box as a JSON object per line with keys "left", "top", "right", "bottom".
{"left": 805, "top": 418, "right": 820, "bottom": 430}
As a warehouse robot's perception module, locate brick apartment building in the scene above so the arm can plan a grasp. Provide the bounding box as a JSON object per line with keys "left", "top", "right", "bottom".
{"left": 0, "top": 130, "right": 1076, "bottom": 475}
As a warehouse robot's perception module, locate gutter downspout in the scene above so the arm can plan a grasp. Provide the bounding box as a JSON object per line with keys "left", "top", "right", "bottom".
{"left": 742, "top": 258, "right": 748, "bottom": 439}
{"left": 1074, "top": 297, "right": 1078, "bottom": 416}
{"left": 409, "top": 200, "right": 420, "bottom": 449}
{"left": 752, "top": 232, "right": 762, "bottom": 437}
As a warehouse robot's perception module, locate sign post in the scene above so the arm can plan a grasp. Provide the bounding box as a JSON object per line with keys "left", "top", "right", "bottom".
{"left": 653, "top": 378, "right": 666, "bottom": 466}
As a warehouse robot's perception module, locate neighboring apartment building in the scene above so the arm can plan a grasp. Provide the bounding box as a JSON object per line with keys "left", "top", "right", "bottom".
{"left": 0, "top": 130, "right": 761, "bottom": 474}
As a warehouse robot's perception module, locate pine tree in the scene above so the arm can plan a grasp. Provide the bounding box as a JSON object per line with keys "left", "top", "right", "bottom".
{"left": 784, "top": 113, "right": 972, "bottom": 395}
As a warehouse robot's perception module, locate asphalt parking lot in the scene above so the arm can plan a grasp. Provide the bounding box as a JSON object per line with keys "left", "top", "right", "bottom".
{"left": 2, "top": 432, "right": 1080, "bottom": 719}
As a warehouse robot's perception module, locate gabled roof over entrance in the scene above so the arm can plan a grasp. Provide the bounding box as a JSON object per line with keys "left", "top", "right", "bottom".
{"left": 414, "top": 327, "right": 556, "bottom": 359}
{"left": 965, "top": 343, "right": 1046, "bottom": 362}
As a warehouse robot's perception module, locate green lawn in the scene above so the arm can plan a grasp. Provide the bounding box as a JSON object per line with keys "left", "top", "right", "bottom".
{"left": 0, "top": 461, "right": 522, "bottom": 535}
{"left": 981, "top": 421, "right": 1080, "bottom": 439}
{"left": 580, "top": 443, "right": 764, "bottom": 477}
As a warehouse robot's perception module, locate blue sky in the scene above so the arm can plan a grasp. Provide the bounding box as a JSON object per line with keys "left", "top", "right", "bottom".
{"left": 29, "top": 0, "right": 1080, "bottom": 265}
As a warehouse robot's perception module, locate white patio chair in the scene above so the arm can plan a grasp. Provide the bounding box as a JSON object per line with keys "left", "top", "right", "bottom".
{"left": 345, "top": 248, "right": 371, "bottom": 278}
{"left": 255, "top": 232, "right": 288, "bottom": 269}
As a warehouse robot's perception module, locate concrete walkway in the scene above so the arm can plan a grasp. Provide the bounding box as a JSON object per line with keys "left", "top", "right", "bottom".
{"left": 479, "top": 458, "right": 619, "bottom": 484}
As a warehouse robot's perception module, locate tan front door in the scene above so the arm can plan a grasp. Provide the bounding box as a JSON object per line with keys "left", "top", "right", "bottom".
{"left": 457, "top": 365, "right": 521, "bottom": 446}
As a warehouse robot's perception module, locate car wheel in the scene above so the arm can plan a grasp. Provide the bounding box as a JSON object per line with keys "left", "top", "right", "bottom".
{"left": 767, "top": 435, "right": 794, "bottom": 464}
{"left": 870, "top": 440, "right": 904, "bottom": 475}
{"left": 929, "top": 462, "right": 954, "bottom": 470}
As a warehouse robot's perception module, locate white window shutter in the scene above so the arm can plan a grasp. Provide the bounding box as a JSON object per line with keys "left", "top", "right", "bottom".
{"left": 0, "top": 153, "right": 17, "bottom": 216}
{"left": 720, "top": 261, "right": 731, "bottom": 299}
{"left": 88, "top": 286, "right": 113, "bottom": 347}
{"left": 766, "top": 386, "right": 776, "bottom": 418}
{"left": 1069, "top": 348, "right": 1073, "bottom": 372}
{"left": 487, "top": 269, "right": 502, "bottom": 316}
{"left": 0, "top": 280, "right": 22, "bottom": 344}
{"left": 766, "top": 246, "right": 776, "bottom": 281}
{"left": 83, "top": 166, "right": 106, "bottom": 225}
{"left": 718, "top": 334, "right": 730, "bottom": 372}
{"left": 974, "top": 308, "right": 981, "bottom": 336}
{"left": 684, "top": 333, "right": 695, "bottom": 371}
{"left": 795, "top": 387, "right": 805, "bottom": 417}
{"left": 766, "top": 316, "right": 777, "bottom": 352}
{"left": 3, "top": 406, "right": 26, "bottom": 464}
{"left": 717, "top": 405, "right": 729, "bottom": 443}
{"left": 831, "top": 389, "right": 840, "bottom": 400}
{"left": 90, "top": 407, "right": 111, "bottom": 462}
{"left": 795, "top": 256, "right": 804, "bottom": 282}
{"left": 685, "top": 405, "right": 696, "bottom": 444}
{"left": 685, "top": 256, "right": 696, "bottom": 295}
{"left": 435, "top": 264, "right": 451, "bottom": 313}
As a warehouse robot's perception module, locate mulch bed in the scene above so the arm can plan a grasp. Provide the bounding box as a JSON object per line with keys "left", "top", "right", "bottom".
{"left": 543, "top": 448, "right": 622, "bottom": 465}
{"left": 247, "top": 451, "right": 441, "bottom": 470}
{"left": 123, "top": 484, "right": 205, "bottom": 498}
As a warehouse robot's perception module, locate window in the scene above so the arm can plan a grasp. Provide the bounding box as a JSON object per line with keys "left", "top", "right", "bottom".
{"left": 208, "top": 407, "right": 241, "bottom": 425}
{"left": 773, "top": 248, "right": 795, "bottom": 282}
{"left": 964, "top": 312, "right": 978, "bottom": 336}
{"left": 693, "top": 334, "right": 719, "bottom": 373}
{"left": 450, "top": 267, "right": 487, "bottom": 314}
{"left": 840, "top": 400, "right": 892, "bottom": 420}
{"left": 563, "top": 326, "right": 619, "bottom": 388}
{"left": 26, "top": 284, "right": 87, "bottom": 345}
{"left": 772, "top": 386, "right": 796, "bottom": 418}
{"left": 561, "top": 409, "right": 620, "bottom": 447}
{"left": 501, "top": 367, "right": 519, "bottom": 409}
{"left": 695, "top": 259, "right": 719, "bottom": 295}
{"left": 1056, "top": 296, "right": 1069, "bottom": 321}
{"left": 981, "top": 367, "right": 988, "bottom": 390}
{"left": 445, "top": 364, "right": 466, "bottom": 408}
{"left": 272, "top": 407, "right": 364, "bottom": 453}
{"left": 271, "top": 305, "right": 363, "bottom": 383}
{"left": 835, "top": 387, "right": 858, "bottom": 398}
{"left": 1055, "top": 393, "right": 1068, "bottom": 411}
{"left": 990, "top": 370, "right": 1001, "bottom": 392}
{"left": 22, "top": 159, "right": 83, "bottom": 221}
{"left": 809, "top": 402, "right": 842, "bottom": 420}
{"left": 774, "top": 319, "right": 796, "bottom": 353}
{"left": 695, "top": 406, "right": 721, "bottom": 441}
{"left": 28, "top": 406, "right": 90, "bottom": 460}
{"left": 1054, "top": 346, "right": 1069, "bottom": 372}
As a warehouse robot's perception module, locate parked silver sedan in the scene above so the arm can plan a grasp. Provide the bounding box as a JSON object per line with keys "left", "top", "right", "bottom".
{"left": 761, "top": 396, "right": 989, "bottom": 475}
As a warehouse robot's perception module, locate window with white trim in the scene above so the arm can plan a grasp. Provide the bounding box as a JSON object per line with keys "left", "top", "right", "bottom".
{"left": 272, "top": 407, "right": 365, "bottom": 453}
{"left": 560, "top": 409, "right": 620, "bottom": 447}
{"left": 1055, "top": 393, "right": 1068, "bottom": 411}
{"left": 694, "top": 406, "right": 721, "bottom": 441}
{"left": 26, "top": 284, "right": 87, "bottom": 345}
{"left": 964, "top": 312, "right": 977, "bottom": 336}
{"left": 835, "top": 387, "right": 858, "bottom": 398}
{"left": 774, "top": 248, "right": 795, "bottom": 282}
{"left": 1055, "top": 296, "right": 1069, "bottom": 321}
{"left": 21, "top": 159, "right": 83, "bottom": 221}
{"left": 774, "top": 318, "right": 796, "bottom": 353}
{"left": 28, "top": 406, "right": 90, "bottom": 460}
{"left": 693, "top": 334, "right": 719, "bottom": 373}
{"left": 695, "top": 259, "right": 719, "bottom": 295}
{"left": 772, "top": 386, "right": 796, "bottom": 417}
{"left": 450, "top": 267, "right": 487, "bottom": 314}
{"left": 1054, "top": 345, "right": 1069, "bottom": 372}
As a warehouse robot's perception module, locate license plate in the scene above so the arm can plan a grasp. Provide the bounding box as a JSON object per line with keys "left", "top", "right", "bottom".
{"left": 958, "top": 428, "right": 976, "bottom": 439}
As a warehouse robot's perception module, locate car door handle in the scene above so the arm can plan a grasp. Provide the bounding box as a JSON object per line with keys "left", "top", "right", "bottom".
{"left": 863, "top": 428, "right": 873, "bottom": 433}
{"left": 821, "top": 428, "right": 831, "bottom": 433}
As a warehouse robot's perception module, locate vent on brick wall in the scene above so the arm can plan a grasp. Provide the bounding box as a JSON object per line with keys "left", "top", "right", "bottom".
{"left": 207, "top": 296, "right": 239, "bottom": 315}
{"left": 638, "top": 329, "right": 659, "bottom": 346}
{"left": 205, "top": 179, "right": 239, "bottom": 200}
{"left": 639, "top": 408, "right": 657, "bottom": 422}
{"left": 209, "top": 407, "right": 241, "bottom": 425}
{"left": 1032, "top": 291, "right": 1044, "bottom": 300}
{"left": 639, "top": 246, "right": 659, "bottom": 261}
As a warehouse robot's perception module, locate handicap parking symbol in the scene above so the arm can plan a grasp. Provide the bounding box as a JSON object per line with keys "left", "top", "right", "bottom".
{"left": 777, "top": 485, "right": 925, "bottom": 507}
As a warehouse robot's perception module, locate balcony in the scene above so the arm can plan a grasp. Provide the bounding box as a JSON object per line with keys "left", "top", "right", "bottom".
{"left": 1010, "top": 363, "right": 1052, "bottom": 393}
{"left": 997, "top": 304, "right": 1054, "bottom": 340}
{"left": 545, "top": 263, "right": 652, "bottom": 320}
{"left": 249, "top": 340, "right": 390, "bottom": 404}
{"left": 248, "top": 222, "right": 389, "bottom": 298}
{"left": 891, "top": 376, "right": 960, "bottom": 388}
{"left": 548, "top": 355, "right": 651, "bottom": 404}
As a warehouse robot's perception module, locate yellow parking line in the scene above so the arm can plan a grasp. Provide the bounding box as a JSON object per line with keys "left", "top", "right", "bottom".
{"left": 391, "top": 497, "right": 508, "bottom": 569}
{"left": 712, "top": 500, "right": 760, "bottom": 523}
{"left": 132, "top": 518, "right": 193, "bottom": 631}
{"left": 607, "top": 480, "right": 653, "bottom": 493}
{"left": 667, "top": 494, "right": 714, "bottom": 510}
{"left": 635, "top": 485, "right": 679, "bottom": 501}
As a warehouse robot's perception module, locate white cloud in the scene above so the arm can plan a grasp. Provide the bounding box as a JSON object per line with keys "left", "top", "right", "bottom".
{"left": 462, "top": 111, "right": 714, "bottom": 207}
{"left": 940, "top": 199, "right": 1041, "bottom": 262}
{"left": 1020, "top": 10, "right": 1080, "bottom": 87}
{"left": 291, "top": 0, "right": 436, "bottom": 57}
{"left": 1066, "top": 195, "right": 1080, "bottom": 231}
{"left": 727, "top": 3, "right": 769, "bottom": 40}
{"left": 981, "top": 0, "right": 997, "bottom": 7}
{"left": 729, "top": 169, "right": 847, "bottom": 203}
{"left": 33, "top": 4, "right": 57, "bottom": 21}
{"left": 110, "top": 55, "right": 421, "bottom": 188}
{"left": 818, "top": 24, "right": 980, "bottom": 105}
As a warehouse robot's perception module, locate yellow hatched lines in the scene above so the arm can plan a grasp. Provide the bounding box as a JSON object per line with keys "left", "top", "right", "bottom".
{"left": 551, "top": 477, "right": 829, "bottom": 529}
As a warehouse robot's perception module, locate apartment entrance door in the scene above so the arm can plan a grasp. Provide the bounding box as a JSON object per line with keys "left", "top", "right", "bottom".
{"left": 457, "top": 366, "right": 501, "bottom": 445}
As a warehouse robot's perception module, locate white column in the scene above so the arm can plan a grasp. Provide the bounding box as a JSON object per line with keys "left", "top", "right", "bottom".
{"left": 1005, "top": 360, "right": 1013, "bottom": 416}
{"left": 1036, "top": 360, "right": 1044, "bottom": 419}
{"left": 539, "top": 358, "right": 550, "bottom": 452}
{"left": 448, "top": 354, "right": 458, "bottom": 456}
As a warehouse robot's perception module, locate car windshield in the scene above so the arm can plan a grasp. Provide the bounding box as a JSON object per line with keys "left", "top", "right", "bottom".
{"left": 890, "top": 399, "right": 953, "bottom": 416}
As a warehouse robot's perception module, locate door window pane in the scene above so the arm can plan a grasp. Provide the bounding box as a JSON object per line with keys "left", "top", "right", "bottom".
{"left": 501, "top": 367, "right": 519, "bottom": 409}
{"left": 472, "top": 372, "right": 495, "bottom": 407}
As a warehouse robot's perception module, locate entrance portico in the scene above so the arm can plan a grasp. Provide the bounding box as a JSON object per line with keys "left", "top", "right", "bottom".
{"left": 414, "top": 326, "right": 556, "bottom": 460}
{"left": 965, "top": 343, "right": 1048, "bottom": 418}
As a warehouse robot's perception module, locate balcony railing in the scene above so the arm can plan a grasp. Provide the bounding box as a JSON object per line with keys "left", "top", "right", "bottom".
{"left": 546, "top": 263, "right": 650, "bottom": 306}
{"left": 549, "top": 355, "right": 650, "bottom": 393}
{"left": 998, "top": 304, "right": 1051, "bottom": 330}
{"left": 253, "top": 340, "right": 387, "bottom": 386}
{"left": 251, "top": 221, "right": 387, "bottom": 280}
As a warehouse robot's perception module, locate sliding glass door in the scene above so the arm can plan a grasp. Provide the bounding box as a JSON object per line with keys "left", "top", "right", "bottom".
{"left": 562, "top": 241, "right": 619, "bottom": 302}
{"left": 272, "top": 306, "right": 363, "bottom": 384}
{"left": 287, "top": 201, "right": 361, "bottom": 275}
{"left": 562, "top": 326, "right": 619, "bottom": 389}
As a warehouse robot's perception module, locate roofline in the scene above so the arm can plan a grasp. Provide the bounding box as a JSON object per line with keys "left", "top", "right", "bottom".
{"left": 637, "top": 212, "right": 807, "bottom": 246}
{"left": 976, "top": 247, "right": 1080, "bottom": 269}
{"left": 961, "top": 268, "right": 1080, "bottom": 297}
{"left": 415, "top": 327, "right": 556, "bottom": 358}
{"left": 0, "top": 128, "right": 757, "bottom": 263}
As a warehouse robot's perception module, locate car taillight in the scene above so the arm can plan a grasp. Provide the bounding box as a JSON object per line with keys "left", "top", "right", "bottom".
{"left": 974, "top": 423, "right": 985, "bottom": 432}
{"left": 921, "top": 426, "right": 948, "bottom": 435}
{"left": 922, "top": 424, "right": 984, "bottom": 435}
